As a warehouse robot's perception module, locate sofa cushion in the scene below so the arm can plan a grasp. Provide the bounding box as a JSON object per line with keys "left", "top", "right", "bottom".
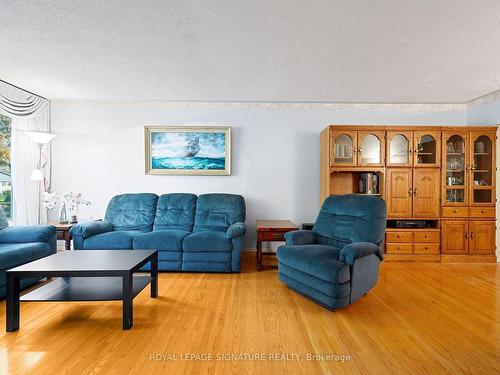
{"left": 193, "top": 194, "right": 245, "bottom": 232}
{"left": 105, "top": 193, "right": 158, "bottom": 231}
{"left": 83, "top": 231, "right": 142, "bottom": 249}
{"left": 183, "top": 231, "right": 232, "bottom": 252}
{"left": 133, "top": 230, "right": 190, "bottom": 251}
{"left": 0, "top": 242, "right": 52, "bottom": 272}
{"left": 276, "top": 244, "right": 349, "bottom": 283}
{"left": 154, "top": 194, "right": 197, "bottom": 231}
{"left": 182, "top": 251, "right": 231, "bottom": 263}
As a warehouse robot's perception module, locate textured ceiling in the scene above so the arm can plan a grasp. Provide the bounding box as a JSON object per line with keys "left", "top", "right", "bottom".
{"left": 1, "top": 0, "right": 500, "bottom": 102}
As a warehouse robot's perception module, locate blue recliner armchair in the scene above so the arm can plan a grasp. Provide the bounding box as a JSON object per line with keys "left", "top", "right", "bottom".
{"left": 70, "top": 193, "right": 246, "bottom": 272}
{"left": 0, "top": 208, "right": 57, "bottom": 298}
{"left": 276, "top": 194, "right": 387, "bottom": 309}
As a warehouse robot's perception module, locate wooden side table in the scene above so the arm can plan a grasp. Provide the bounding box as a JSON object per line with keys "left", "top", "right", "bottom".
{"left": 256, "top": 220, "right": 299, "bottom": 271}
{"left": 49, "top": 222, "right": 75, "bottom": 250}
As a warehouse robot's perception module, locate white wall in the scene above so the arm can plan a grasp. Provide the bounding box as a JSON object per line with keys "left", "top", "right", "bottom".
{"left": 50, "top": 101, "right": 466, "bottom": 249}
{"left": 467, "top": 91, "right": 500, "bottom": 260}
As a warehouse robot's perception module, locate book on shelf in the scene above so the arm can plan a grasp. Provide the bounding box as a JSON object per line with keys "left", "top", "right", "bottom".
{"left": 358, "top": 173, "right": 378, "bottom": 195}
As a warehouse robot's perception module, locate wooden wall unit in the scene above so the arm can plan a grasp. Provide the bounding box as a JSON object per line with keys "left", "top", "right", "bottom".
{"left": 320, "top": 125, "right": 498, "bottom": 263}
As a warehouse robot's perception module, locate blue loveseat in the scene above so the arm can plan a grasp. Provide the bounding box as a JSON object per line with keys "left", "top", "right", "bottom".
{"left": 0, "top": 208, "right": 57, "bottom": 298}
{"left": 277, "top": 194, "right": 386, "bottom": 310}
{"left": 70, "top": 193, "right": 246, "bottom": 272}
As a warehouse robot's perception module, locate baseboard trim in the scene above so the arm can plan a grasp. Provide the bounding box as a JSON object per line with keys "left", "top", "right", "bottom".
{"left": 440, "top": 255, "right": 497, "bottom": 263}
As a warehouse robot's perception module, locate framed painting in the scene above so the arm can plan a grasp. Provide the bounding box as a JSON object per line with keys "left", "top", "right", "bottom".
{"left": 145, "top": 126, "right": 231, "bottom": 175}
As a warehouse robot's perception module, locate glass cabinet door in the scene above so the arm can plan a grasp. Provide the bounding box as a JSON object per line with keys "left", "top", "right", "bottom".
{"left": 331, "top": 131, "right": 357, "bottom": 166}
{"left": 443, "top": 132, "right": 468, "bottom": 205}
{"left": 387, "top": 131, "right": 412, "bottom": 166}
{"left": 358, "top": 131, "right": 384, "bottom": 166}
{"left": 470, "top": 133, "right": 495, "bottom": 205}
{"left": 414, "top": 130, "right": 440, "bottom": 167}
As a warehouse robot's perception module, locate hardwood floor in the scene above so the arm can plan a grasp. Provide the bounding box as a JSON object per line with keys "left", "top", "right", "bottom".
{"left": 0, "top": 254, "right": 499, "bottom": 375}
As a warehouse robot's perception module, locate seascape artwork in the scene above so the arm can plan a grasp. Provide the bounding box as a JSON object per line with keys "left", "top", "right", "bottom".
{"left": 145, "top": 127, "right": 231, "bottom": 175}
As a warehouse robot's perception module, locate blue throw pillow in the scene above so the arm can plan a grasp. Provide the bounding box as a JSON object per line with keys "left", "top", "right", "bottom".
{"left": 0, "top": 206, "right": 8, "bottom": 230}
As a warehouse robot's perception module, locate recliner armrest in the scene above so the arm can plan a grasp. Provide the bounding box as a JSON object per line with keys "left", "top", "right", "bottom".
{"left": 227, "top": 222, "right": 246, "bottom": 239}
{"left": 340, "top": 242, "right": 383, "bottom": 265}
{"left": 0, "top": 225, "right": 56, "bottom": 243}
{"left": 70, "top": 220, "right": 114, "bottom": 239}
{"left": 284, "top": 230, "right": 316, "bottom": 245}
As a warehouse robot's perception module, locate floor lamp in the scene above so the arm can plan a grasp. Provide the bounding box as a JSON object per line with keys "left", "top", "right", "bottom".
{"left": 25, "top": 131, "right": 56, "bottom": 225}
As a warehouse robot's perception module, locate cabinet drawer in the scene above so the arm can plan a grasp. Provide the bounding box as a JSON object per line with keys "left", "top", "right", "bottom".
{"left": 414, "top": 232, "right": 440, "bottom": 243}
{"left": 386, "top": 243, "right": 413, "bottom": 254}
{"left": 386, "top": 232, "right": 414, "bottom": 242}
{"left": 442, "top": 207, "right": 469, "bottom": 218}
{"left": 470, "top": 207, "right": 495, "bottom": 218}
{"left": 414, "top": 243, "right": 440, "bottom": 254}
{"left": 259, "top": 232, "right": 286, "bottom": 241}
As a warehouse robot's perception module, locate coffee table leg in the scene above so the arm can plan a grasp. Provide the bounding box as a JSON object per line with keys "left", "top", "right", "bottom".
{"left": 122, "top": 273, "right": 133, "bottom": 330}
{"left": 151, "top": 252, "right": 158, "bottom": 298}
{"left": 6, "top": 276, "right": 20, "bottom": 332}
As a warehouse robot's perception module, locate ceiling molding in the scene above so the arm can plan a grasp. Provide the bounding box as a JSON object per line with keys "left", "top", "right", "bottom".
{"left": 51, "top": 100, "right": 465, "bottom": 112}
{"left": 467, "top": 89, "right": 500, "bottom": 107}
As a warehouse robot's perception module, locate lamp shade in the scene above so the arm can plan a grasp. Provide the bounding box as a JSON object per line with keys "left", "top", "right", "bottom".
{"left": 25, "top": 131, "right": 56, "bottom": 144}
{"left": 30, "top": 169, "right": 44, "bottom": 181}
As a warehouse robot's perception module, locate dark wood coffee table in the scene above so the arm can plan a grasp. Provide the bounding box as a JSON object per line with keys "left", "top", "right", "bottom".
{"left": 6, "top": 250, "right": 158, "bottom": 331}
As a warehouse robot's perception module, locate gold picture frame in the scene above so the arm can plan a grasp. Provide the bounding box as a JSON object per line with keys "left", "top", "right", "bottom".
{"left": 145, "top": 126, "right": 231, "bottom": 175}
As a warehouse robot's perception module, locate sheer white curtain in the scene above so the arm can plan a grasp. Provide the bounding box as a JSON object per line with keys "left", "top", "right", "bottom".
{"left": 0, "top": 81, "right": 51, "bottom": 225}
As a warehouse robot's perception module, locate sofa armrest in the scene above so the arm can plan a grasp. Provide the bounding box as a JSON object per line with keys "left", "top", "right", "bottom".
{"left": 284, "top": 230, "right": 317, "bottom": 245}
{"left": 0, "top": 225, "right": 56, "bottom": 244}
{"left": 227, "top": 222, "right": 246, "bottom": 239}
{"left": 340, "top": 242, "right": 383, "bottom": 265}
{"left": 70, "top": 220, "right": 114, "bottom": 239}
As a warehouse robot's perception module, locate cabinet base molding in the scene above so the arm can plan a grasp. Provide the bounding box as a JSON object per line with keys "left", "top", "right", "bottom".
{"left": 384, "top": 254, "right": 497, "bottom": 263}
{"left": 384, "top": 254, "right": 440, "bottom": 262}
{"left": 440, "top": 255, "right": 497, "bottom": 263}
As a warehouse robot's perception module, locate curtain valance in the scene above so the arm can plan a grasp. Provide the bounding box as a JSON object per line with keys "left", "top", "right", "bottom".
{"left": 0, "top": 81, "right": 49, "bottom": 118}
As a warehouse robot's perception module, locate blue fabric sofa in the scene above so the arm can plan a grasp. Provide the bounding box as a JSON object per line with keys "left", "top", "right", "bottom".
{"left": 277, "top": 194, "right": 387, "bottom": 310}
{"left": 0, "top": 208, "right": 57, "bottom": 298}
{"left": 70, "top": 193, "right": 246, "bottom": 272}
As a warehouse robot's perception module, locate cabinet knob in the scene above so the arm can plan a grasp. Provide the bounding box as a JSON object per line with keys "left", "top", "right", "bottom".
{"left": 408, "top": 189, "right": 413, "bottom": 195}
{"left": 454, "top": 209, "right": 458, "bottom": 213}
{"left": 425, "top": 246, "right": 428, "bottom": 250}
{"left": 425, "top": 235, "right": 429, "bottom": 239}
{"left": 397, "top": 235, "right": 400, "bottom": 239}
{"left": 481, "top": 210, "right": 486, "bottom": 213}
{"left": 413, "top": 189, "right": 418, "bottom": 195}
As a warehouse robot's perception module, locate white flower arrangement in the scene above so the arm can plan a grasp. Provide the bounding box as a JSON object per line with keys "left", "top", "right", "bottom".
{"left": 42, "top": 192, "right": 59, "bottom": 210}
{"left": 63, "top": 192, "right": 91, "bottom": 214}
{"left": 43, "top": 192, "right": 91, "bottom": 214}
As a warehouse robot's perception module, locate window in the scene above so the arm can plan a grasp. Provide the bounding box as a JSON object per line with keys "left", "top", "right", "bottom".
{"left": 0, "top": 114, "right": 12, "bottom": 219}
